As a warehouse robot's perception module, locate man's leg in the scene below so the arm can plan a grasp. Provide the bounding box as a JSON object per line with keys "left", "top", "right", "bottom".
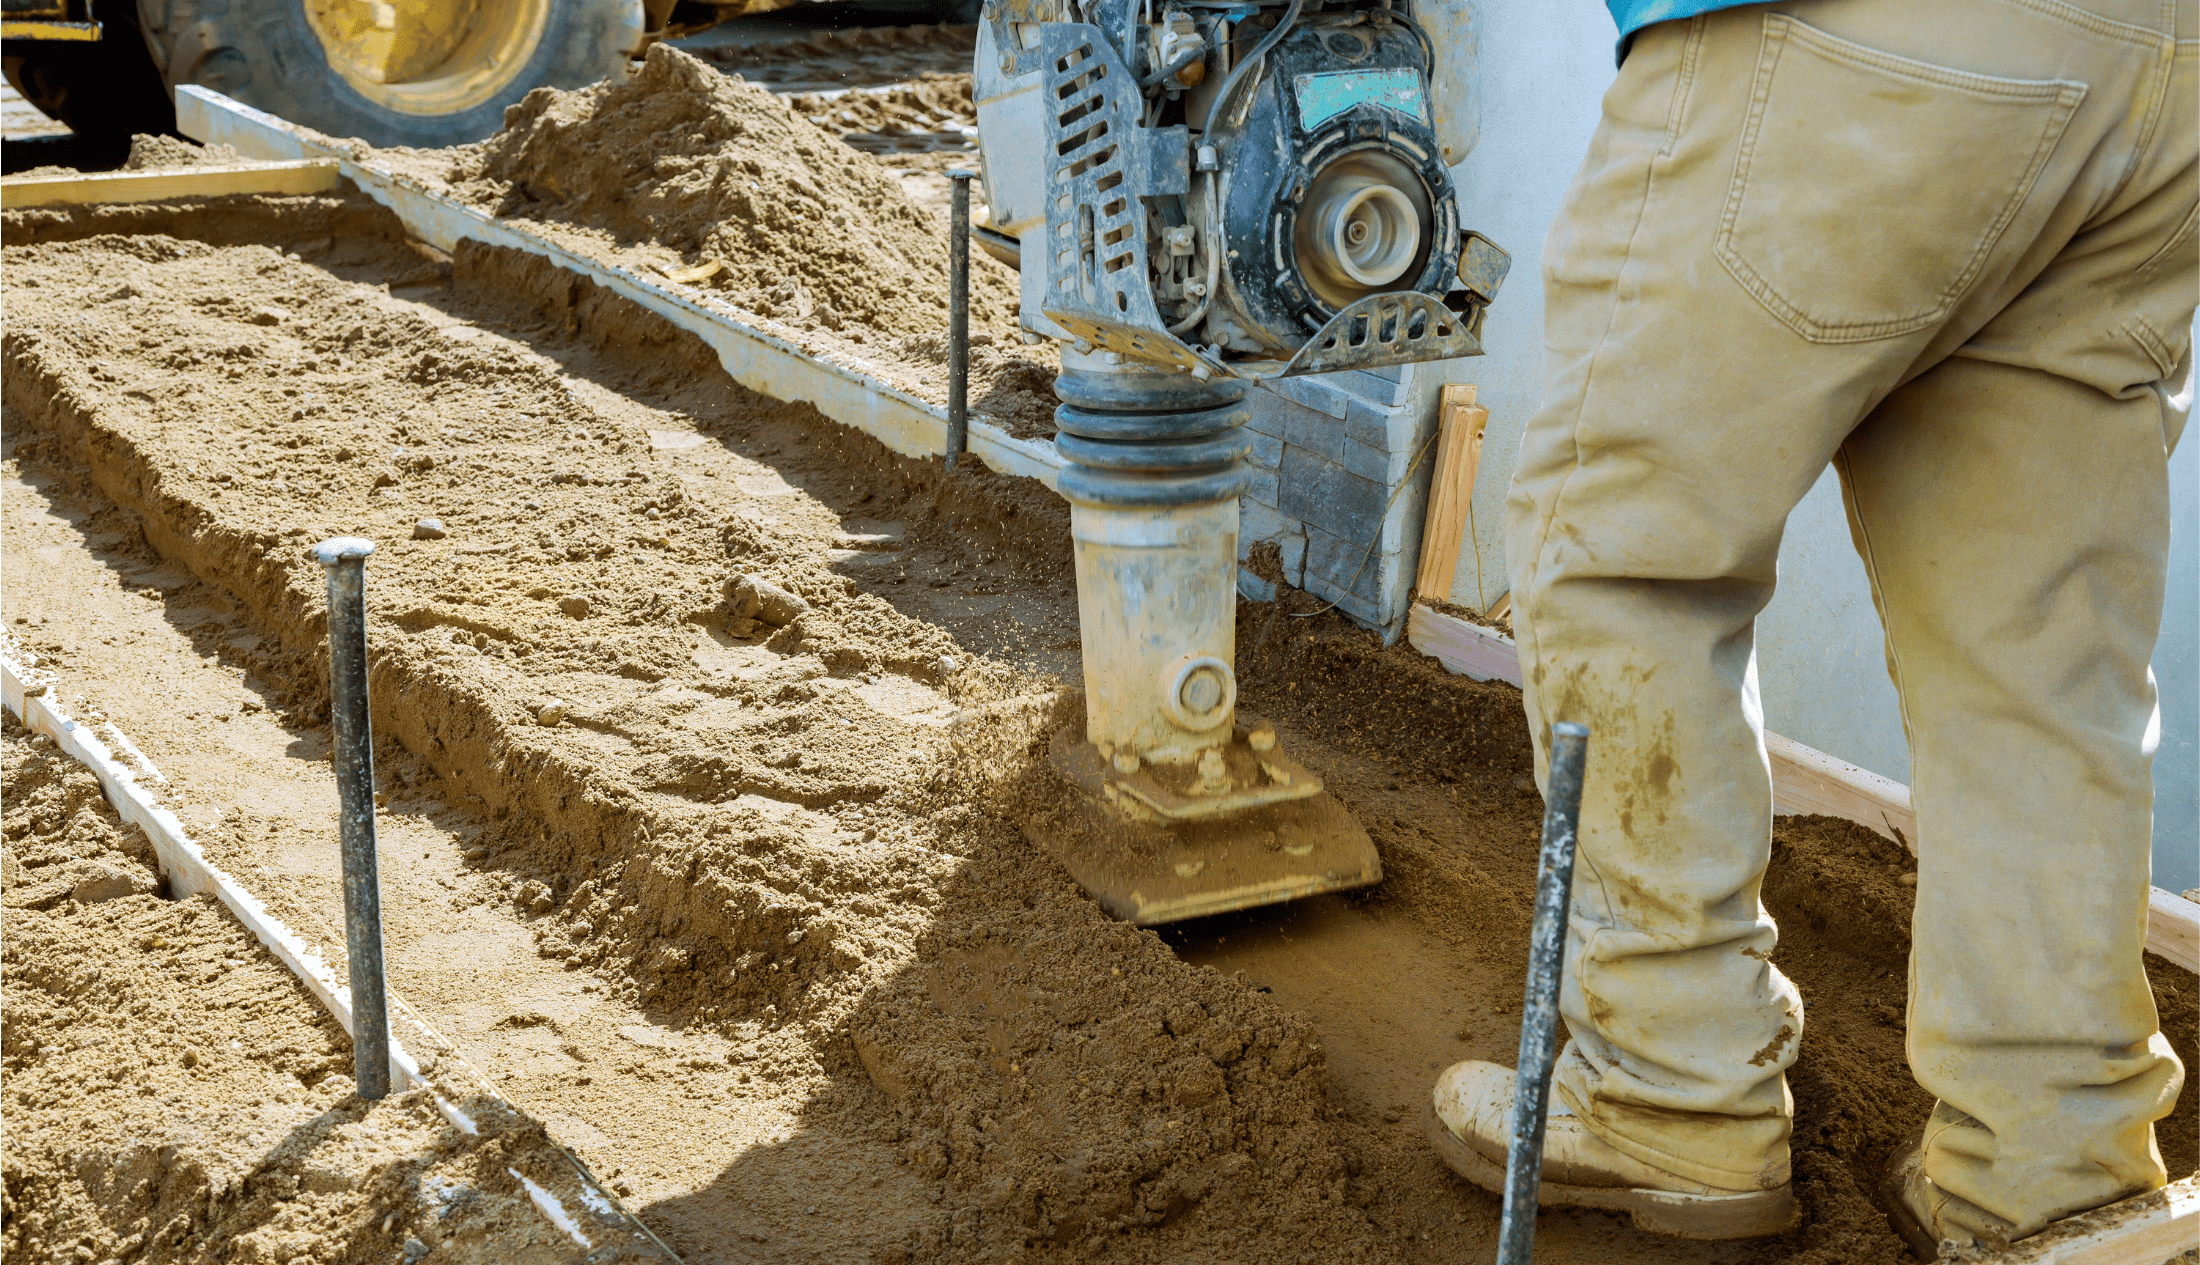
{"left": 1839, "top": 355, "right": 2188, "bottom": 1242}
{"left": 1836, "top": 33, "right": 2196, "bottom": 1218}
{"left": 1501, "top": 12, "right": 1822, "bottom": 1192}
{"left": 1850, "top": 3, "right": 2194, "bottom": 1239}
{"left": 1485, "top": 0, "right": 2181, "bottom": 1202}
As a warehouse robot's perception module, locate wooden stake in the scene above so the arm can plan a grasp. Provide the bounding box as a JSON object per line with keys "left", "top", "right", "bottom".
{"left": 1415, "top": 384, "right": 1488, "bottom": 602}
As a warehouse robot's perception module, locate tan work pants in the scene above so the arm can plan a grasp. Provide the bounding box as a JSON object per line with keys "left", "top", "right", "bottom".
{"left": 1506, "top": 0, "right": 2195, "bottom": 1238}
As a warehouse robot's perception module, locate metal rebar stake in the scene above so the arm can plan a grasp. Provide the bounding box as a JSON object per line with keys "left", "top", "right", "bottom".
{"left": 1496, "top": 720, "right": 1591, "bottom": 1265}
{"left": 946, "top": 168, "right": 974, "bottom": 471}
{"left": 314, "top": 536, "right": 391, "bottom": 1100}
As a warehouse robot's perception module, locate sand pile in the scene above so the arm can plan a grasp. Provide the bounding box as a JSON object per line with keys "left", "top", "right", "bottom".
{"left": 851, "top": 858, "right": 1364, "bottom": 1252}
{"left": 1, "top": 710, "right": 161, "bottom": 910}
{"left": 447, "top": 44, "right": 1016, "bottom": 342}
{"left": 11, "top": 133, "right": 244, "bottom": 182}
{"left": 0, "top": 717, "right": 666, "bottom": 1263}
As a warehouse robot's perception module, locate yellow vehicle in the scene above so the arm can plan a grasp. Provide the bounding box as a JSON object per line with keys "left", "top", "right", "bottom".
{"left": 1, "top": 0, "right": 961, "bottom": 147}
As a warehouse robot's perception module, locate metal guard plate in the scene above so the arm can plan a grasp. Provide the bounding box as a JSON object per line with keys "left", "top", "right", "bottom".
{"left": 1281, "top": 290, "right": 1483, "bottom": 377}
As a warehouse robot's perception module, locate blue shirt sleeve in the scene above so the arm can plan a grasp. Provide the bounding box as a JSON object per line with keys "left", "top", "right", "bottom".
{"left": 1606, "top": 0, "right": 1768, "bottom": 64}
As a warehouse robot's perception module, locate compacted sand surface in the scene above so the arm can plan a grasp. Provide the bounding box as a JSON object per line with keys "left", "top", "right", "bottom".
{"left": 0, "top": 183, "right": 2190, "bottom": 1265}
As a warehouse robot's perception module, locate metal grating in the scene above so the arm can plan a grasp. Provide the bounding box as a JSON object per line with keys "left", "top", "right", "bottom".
{"left": 1036, "top": 23, "right": 1212, "bottom": 374}
{"left": 1279, "top": 290, "right": 1482, "bottom": 377}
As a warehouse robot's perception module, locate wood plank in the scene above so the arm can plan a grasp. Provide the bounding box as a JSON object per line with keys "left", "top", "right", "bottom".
{"left": 1971, "top": 1174, "right": 2197, "bottom": 1265}
{"left": 1407, "top": 602, "right": 1521, "bottom": 685}
{"left": 2145, "top": 889, "right": 2199, "bottom": 974}
{"left": 0, "top": 159, "right": 341, "bottom": 209}
{"left": 1414, "top": 383, "right": 1488, "bottom": 600}
{"left": 1405, "top": 600, "right": 2198, "bottom": 974}
{"left": 1763, "top": 730, "right": 1916, "bottom": 848}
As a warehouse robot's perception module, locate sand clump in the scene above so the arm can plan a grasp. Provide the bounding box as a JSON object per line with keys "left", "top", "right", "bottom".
{"left": 408, "top": 43, "right": 1057, "bottom": 435}
{"left": 0, "top": 716, "right": 666, "bottom": 1263}
{"left": 124, "top": 133, "right": 245, "bottom": 170}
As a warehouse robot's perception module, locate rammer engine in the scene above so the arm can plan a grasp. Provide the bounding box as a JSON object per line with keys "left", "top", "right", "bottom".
{"left": 971, "top": 0, "right": 1507, "bottom": 923}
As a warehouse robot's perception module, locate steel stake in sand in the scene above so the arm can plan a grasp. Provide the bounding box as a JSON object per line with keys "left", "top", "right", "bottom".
{"left": 1496, "top": 720, "right": 1590, "bottom": 1265}
{"left": 946, "top": 168, "right": 974, "bottom": 471}
{"left": 314, "top": 536, "right": 391, "bottom": 1100}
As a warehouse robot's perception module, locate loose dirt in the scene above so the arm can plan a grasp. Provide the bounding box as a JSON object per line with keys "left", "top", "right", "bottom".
{"left": 12, "top": 133, "right": 244, "bottom": 181}
{"left": 689, "top": 23, "right": 978, "bottom": 94}
{"left": 370, "top": 43, "right": 1053, "bottom": 438}
{"left": 454, "top": 47, "right": 995, "bottom": 340}
{"left": 788, "top": 74, "right": 977, "bottom": 142}
{"left": 2, "top": 190, "right": 2190, "bottom": 1265}
{"left": 123, "top": 133, "right": 245, "bottom": 169}
{"left": 0, "top": 715, "right": 669, "bottom": 1263}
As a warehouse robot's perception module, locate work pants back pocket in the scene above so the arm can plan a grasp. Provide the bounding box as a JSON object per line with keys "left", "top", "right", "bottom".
{"left": 1715, "top": 14, "right": 2085, "bottom": 345}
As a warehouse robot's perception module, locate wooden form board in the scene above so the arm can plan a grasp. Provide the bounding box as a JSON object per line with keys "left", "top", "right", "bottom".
{"left": 1762, "top": 731, "right": 1915, "bottom": 846}
{"left": 1, "top": 656, "right": 430, "bottom": 1089}
{"left": 2146, "top": 888, "right": 2200, "bottom": 975}
{"left": 1404, "top": 601, "right": 2200, "bottom": 974}
{"left": 1414, "top": 384, "right": 1489, "bottom": 600}
{"left": 1973, "top": 1174, "right": 2197, "bottom": 1265}
{"left": 0, "top": 654, "right": 672, "bottom": 1252}
{"left": 0, "top": 159, "right": 341, "bottom": 209}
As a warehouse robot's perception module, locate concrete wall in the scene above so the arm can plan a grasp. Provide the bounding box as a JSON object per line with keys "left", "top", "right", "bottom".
{"left": 1402, "top": 1, "right": 2196, "bottom": 888}
{"left": 2158, "top": 390, "right": 2198, "bottom": 894}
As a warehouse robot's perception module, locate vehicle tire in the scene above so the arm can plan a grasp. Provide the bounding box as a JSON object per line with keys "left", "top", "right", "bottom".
{"left": 135, "top": 0, "right": 643, "bottom": 148}
{"left": 2, "top": 0, "right": 175, "bottom": 139}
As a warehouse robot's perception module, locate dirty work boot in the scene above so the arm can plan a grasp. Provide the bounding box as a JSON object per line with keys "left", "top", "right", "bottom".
{"left": 1877, "top": 1145, "right": 2013, "bottom": 1260}
{"left": 1876, "top": 1112, "right": 2178, "bottom": 1262}
{"left": 1425, "top": 1060, "right": 1797, "bottom": 1240}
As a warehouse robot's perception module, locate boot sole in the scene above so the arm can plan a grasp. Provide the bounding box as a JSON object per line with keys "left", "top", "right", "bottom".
{"left": 1873, "top": 1148, "right": 1946, "bottom": 1261}
{"left": 1421, "top": 1102, "right": 1799, "bottom": 1241}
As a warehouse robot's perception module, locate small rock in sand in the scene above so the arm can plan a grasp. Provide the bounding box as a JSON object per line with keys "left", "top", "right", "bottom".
{"left": 413, "top": 518, "right": 447, "bottom": 540}
{"left": 728, "top": 573, "right": 809, "bottom": 625}
{"left": 536, "top": 701, "right": 568, "bottom": 727}
{"left": 558, "top": 595, "right": 591, "bottom": 618}
{"left": 72, "top": 865, "right": 156, "bottom": 904}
